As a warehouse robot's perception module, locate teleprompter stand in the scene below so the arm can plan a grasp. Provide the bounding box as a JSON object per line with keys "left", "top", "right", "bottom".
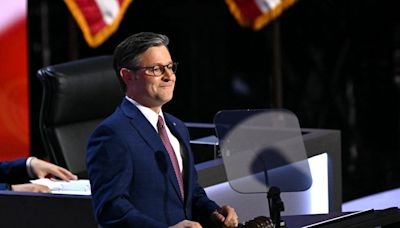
{"left": 268, "top": 186, "right": 286, "bottom": 228}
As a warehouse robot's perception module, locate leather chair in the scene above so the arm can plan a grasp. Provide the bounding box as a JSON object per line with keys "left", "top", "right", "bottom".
{"left": 37, "top": 56, "right": 124, "bottom": 177}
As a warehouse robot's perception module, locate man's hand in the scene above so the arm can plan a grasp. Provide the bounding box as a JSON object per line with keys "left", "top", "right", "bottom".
{"left": 11, "top": 183, "right": 51, "bottom": 193}
{"left": 30, "top": 158, "right": 78, "bottom": 181}
{"left": 169, "top": 220, "right": 202, "bottom": 228}
{"left": 211, "top": 205, "right": 239, "bottom": 228}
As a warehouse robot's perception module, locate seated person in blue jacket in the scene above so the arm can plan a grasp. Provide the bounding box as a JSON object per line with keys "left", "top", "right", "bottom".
{"left": 87, "top": 32, "right": 239, "bottom": 228}
{"left": 0, "top": 157, "right": 77, "bottom": 192}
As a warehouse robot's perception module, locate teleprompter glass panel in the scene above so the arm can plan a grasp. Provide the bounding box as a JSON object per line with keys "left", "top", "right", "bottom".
{"left": 214, "top": 109, "right": 312, "bottom": 194}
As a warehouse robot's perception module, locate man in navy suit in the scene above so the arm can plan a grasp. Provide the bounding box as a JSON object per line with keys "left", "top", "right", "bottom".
{"left": 87, "top": 32, "right": 239, "bottom": 228}
{"left": 0, "top": 157, "right": 77, "bottom": 192}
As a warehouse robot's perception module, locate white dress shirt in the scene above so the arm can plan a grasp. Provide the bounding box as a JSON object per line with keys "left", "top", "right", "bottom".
{"left": 125, "top": 96, "right": 183, "bottom": 172}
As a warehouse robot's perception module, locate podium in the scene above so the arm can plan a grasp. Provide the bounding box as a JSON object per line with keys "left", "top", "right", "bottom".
{"left": 0, "top": 190, "right": 399, "bottom": 227}
{"left": 0, "top": 190, "right": 96, "bottom": 228}
{"left": 285, "top": 207, "right": 400, "bottom": 228}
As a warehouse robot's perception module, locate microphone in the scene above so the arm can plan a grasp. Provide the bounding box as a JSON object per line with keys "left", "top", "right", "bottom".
{"left": 155, "top": 150, "right": 167, "bottom": 174}
{"left": 238, "top": 216, "right": 274, "bottom": 228}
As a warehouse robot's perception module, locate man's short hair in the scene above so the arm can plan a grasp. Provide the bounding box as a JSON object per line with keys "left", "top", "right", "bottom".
{"left": 113, "top": 32, "right": 169, "bottom": 91}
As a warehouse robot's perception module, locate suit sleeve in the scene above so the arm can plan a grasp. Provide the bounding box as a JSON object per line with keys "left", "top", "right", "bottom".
{"left": 173, "top": 119, "right": 221, "bottom": 223}
{"left": 86, "top": 125, "right": 168, "bottom": 228}
{"left": 0, "top": 158, "right": 30, "bottom": 189}
{"left": 191, "top": 170, "right": 221, "bottom": 225}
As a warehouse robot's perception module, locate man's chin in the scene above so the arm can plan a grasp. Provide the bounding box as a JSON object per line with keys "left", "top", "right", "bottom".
{"left": 157, "top": 95, "right": 173, "bottom": 106}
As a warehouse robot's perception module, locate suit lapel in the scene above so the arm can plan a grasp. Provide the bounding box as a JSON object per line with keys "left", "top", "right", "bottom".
{"left": 164, "top": 114, "right": 193, "bottom": 203}
{"left": 120, "top": 99, "right": 185, "bottom": 202}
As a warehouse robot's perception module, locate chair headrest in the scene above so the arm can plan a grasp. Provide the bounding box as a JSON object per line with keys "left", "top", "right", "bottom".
{"left": 37, "top": 55, "right": 124, "bottom": 126}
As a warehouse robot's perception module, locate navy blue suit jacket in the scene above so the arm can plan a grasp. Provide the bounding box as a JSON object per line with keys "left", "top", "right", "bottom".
{"left": 87, "top": 99, "right": 220, "bottom": 227}
{"left": 0, "top": 158, "right": 30, "bottom": 190}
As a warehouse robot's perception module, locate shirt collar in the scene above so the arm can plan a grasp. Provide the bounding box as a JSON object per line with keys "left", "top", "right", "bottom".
{"left": 125, "top": 96, "right": 164, "bottom": 132}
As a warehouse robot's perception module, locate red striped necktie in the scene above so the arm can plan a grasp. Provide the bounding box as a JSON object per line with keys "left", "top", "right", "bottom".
{"left": 157, "top": 115, "right": 184, "bottom": 199}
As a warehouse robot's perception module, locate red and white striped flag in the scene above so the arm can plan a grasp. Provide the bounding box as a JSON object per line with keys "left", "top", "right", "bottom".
{"left": 0, "top": 0, "right": 30, "bottom": 160}
{"left": 64, "top": 0, "right": 132, "bottom": 48}
{"left": 225, "top": 0, "right": 297, "bottom": 30}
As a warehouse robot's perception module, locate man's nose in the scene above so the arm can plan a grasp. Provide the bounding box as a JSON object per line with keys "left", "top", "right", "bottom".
{"left": 162, "top": 67, "right": 175, "bottom": 80}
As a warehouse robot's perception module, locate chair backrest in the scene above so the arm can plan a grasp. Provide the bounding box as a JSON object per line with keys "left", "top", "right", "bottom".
{"left": 37, "top": 55, "right": 124, "bottom": 177}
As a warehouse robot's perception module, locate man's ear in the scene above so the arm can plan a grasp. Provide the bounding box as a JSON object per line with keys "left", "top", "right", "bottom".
{"left": 120, "top": 68, "right": 136, "bottom": 83}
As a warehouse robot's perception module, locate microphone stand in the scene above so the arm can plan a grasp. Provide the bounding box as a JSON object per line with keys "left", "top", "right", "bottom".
{"left": 267, "top": 186, "right": 286, "bottom": 228}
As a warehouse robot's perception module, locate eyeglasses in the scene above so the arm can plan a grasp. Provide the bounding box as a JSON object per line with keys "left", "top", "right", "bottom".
{"left": 131, "top": 62, "right": 178, "bottom": 77}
